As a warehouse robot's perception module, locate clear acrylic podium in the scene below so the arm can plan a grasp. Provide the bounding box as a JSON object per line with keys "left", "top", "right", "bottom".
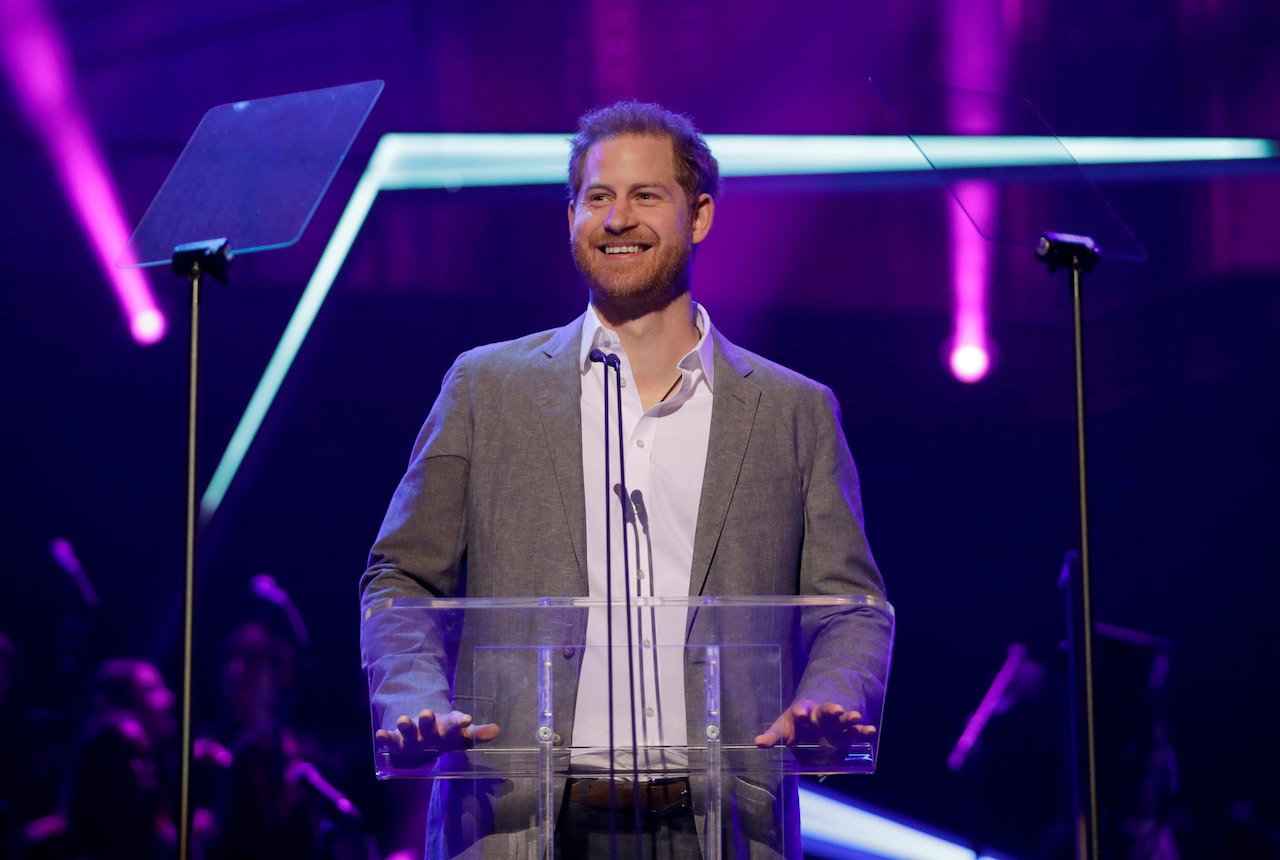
{"left": 363, "top": 594, "right": 893, "bottom": 858}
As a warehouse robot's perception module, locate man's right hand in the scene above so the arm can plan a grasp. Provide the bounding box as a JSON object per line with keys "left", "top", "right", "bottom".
{"left": 375, "top": 709, "right": 501, "bottom": 758}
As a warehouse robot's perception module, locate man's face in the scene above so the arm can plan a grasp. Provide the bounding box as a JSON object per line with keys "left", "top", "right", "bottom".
{"left": 569, "top": 134, "right": 713, "bottom": 315}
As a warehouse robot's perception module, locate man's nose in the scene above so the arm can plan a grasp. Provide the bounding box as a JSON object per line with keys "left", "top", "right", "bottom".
{"left": 604, "top": 198, "right": 636, "bottom": 233}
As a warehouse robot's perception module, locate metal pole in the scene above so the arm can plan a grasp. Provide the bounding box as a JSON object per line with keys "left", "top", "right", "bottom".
{"left": 179, "top": 265, "right": 200, "bottom": 860}
{"left": 1069, "top": 258, "right": 1100, "bottom": 860}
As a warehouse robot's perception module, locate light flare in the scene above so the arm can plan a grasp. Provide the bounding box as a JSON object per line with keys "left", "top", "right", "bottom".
{"left": 0, "top": 0, "right": 167, "bottom": 344}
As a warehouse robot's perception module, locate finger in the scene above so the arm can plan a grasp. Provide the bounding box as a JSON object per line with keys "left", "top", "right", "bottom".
{"left": 837, "top": 711, "right": 864, "bottom": 728}
{"left": 853, "top": 724, "right": 876, "bottom": 736}
{"left": 396, "top": 714, "right": 421, "bottom": 744}
{"left": 374, "top": 728, "right": 404, "bottom": 752}
{"left": 819, "top": 701, "right": 849, "bottom": 721}
{"left": 754, "top": 728, "right": 782, "bottom": 748}
{"left": 813, "top": 703, "right": 846, "bottom": 729}
{"left": 437, "top": 710, "right": 473, "bottom": 741}
{"left": 461, "top": 722, "right": 501, "bottom": 744}
{"left": 416, "top": 710, "right": 439, "bottom": 741}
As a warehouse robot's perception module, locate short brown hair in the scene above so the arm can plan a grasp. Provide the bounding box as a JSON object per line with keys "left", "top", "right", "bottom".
{"left": 567, "top": 101, "right": 721, "bottom": 205}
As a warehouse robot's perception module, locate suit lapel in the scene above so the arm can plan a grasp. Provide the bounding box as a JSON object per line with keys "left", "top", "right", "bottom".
{"left": 534, "top": 316, "right": 589, "bottom": 593}
{"left": 690, "top": 332, "right": 760, "bottom": 596}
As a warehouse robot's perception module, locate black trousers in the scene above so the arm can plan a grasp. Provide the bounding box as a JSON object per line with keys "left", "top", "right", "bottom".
{"left": 554, "top": 784, "right": 702, "bottom": 860}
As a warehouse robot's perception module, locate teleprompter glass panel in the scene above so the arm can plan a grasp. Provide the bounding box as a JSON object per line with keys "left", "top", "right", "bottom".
{"left": 119, "top": 80, "right": 383, "bottom": 268}
{"left": 870, "top": 76, "right": 1146, "bottom": 261}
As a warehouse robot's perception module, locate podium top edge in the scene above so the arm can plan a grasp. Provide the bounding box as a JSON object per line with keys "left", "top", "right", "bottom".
{"left": 364, "top": 594, "right": 894, "bottom": 619}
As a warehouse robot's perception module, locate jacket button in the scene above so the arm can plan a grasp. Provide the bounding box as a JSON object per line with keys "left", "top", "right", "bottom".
{"left": 562, "top": 644, "right": 576, "bottom": 659}
{"left": 553, "top": 732, "right": 564, "bottom": 746}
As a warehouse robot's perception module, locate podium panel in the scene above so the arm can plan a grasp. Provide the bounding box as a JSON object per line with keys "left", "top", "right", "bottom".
{"left": 362, "top": 595, "right": 893, "bottom": 858}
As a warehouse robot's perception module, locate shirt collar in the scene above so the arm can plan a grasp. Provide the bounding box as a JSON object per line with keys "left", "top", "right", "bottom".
{"left": 578, "top": 302, "right": 716, "bottom": 391}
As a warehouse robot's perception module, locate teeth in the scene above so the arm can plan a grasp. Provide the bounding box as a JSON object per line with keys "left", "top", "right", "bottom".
{"left": 604, "top": 245, "right": 643, "bottom": 254}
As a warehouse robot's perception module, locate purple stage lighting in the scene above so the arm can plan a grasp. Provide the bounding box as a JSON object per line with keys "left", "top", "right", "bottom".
{"left": 942, "top": 0, "right": 1003, "bottom": 384}
{"left": 950, "top": 342, "right": 991, "bottom": 383}
{"left": 948, "top": 180, "right": 995, "bottom": 383}
{"left": 0, "top": 0, "right": 167, "bottom": 345}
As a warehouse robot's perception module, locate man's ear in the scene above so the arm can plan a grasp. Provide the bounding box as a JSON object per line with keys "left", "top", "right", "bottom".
{"left": 691, "top": 194, "right": 715, "bottom": 245}
{"left": 567, "top": 203, "right": 576, "bottom": 235}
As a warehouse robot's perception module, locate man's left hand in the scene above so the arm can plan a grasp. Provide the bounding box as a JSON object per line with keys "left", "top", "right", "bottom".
{"left": 753, "top": 700, "right": 876, "bottom": 749}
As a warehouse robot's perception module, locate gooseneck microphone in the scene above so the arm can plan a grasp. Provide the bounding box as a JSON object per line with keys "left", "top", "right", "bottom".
{"left": 587, "top": 348, "right": 619, "bottom": 821}
{"left": 589, "top": 348, "right": 643, "bottom": 846}
{"left": 608, "top": 355, "right": 643, "bottom": 811}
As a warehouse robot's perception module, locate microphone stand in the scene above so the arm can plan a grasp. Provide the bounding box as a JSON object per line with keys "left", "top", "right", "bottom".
{"left": 169, "top": 237, "right": 231, "bottom": 860}
{"left": 588, "top": 349, "right": 620, "bottom": 855}
{"left": 1036, "top": 231, "right": 1101, "bottom": 860}
{"left": 588, "top": 348, "right": 644, "bottom": 852}
{"left": 610, "top": 357, "right": 643, "bottom": 839}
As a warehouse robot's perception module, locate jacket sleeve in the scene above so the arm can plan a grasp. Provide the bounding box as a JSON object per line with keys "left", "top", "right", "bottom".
{"left": 795, "top": 383, "right": 894, "bottom": 727}
{"left": 359, "top": 354, "right": 472, "bottom": 732}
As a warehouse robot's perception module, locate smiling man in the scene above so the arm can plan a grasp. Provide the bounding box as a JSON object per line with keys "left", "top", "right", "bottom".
{"left": 361, "top": 101, "right": 893, "bottom": 859}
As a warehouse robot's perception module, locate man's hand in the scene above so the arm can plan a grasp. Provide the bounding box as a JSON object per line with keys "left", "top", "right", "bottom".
{"left": 375, "top": 709, "right": 501, "bottom": 758}
{"left": 753, "top": 700, "right": 875, "bottom": 750}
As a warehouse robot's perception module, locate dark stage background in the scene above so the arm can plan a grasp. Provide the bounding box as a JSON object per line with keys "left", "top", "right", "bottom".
{"left": 2, "top": 1, "right": 1279, "bottom": 857}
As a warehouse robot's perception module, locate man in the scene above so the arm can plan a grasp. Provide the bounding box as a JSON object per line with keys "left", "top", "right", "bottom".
{"left": 361, "top": 101, "right": 892, "bottom": 858}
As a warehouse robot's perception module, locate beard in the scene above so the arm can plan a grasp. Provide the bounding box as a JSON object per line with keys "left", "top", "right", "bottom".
{"left": 571, "top": 228, "right": 693, "bottom": 320}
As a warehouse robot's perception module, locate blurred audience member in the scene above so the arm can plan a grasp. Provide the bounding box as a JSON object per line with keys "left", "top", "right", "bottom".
{"left": 202, "top": 576, "right": 373, "bottom": 860}
{"left": 26, "top": 711, "right": 175, "bottom": 860}
{"left": 1, "top": 632, "right": 32, "bottom": 858}
{"left": 91, "top": 659, "right": 176, "bottom": 748}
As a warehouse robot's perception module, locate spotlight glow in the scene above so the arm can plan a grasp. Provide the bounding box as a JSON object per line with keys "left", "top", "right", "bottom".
{"left": 950, "top": 343, "right": 991, "bottom": 383}
{"left": 200, "top": 131, "right": 1279, "bottom": 522}
{"left": 0, "top": 0, "right": 167, "bottom": 345}
{"left": 131, "top": 307, "right": 168, "bottom": 344}
{"left": 948, "top": 179, "right": 995, "bottom": 384}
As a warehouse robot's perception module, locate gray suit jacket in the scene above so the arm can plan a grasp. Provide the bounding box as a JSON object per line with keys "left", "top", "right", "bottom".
{"left": 360, "top": 313, "right": 892, "bottom": 858}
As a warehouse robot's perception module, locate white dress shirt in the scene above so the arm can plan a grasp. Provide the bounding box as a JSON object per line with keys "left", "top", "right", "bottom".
{"left": 570, "top": 302, "right": 716, "bottom": 771}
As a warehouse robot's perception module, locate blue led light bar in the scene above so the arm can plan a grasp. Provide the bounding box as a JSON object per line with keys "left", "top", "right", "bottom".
{"left": 200, "top": 132, "right": 1278, "bottom": 521}
{"left": 799, "top": 785, "right": 1016, "bottom": 859}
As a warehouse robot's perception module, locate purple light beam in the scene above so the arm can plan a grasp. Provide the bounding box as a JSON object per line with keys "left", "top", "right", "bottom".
{"left": 0, "top": 0, "right": 166, "bottom": 344}
{"left": 948, "top": 179, "right": 994, "bottom": 383}
{"left": 944, "top": 0, "right": 1003, "bottom": 383}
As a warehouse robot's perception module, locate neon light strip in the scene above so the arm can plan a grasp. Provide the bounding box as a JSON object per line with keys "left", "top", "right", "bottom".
{"left": 200, "top": 132, "right": 1278, "bottom": 521}
{"left": 200, "top": 153, "right": 387, "bottom": 518}
{"left": 0, "top": 0, "right": 167, "bottom": 344}
{"left": 799, "top": 785, "right": 1013, "bottom": 859}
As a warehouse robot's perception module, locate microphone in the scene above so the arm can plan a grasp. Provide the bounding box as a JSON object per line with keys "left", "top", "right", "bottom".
{"left": 288, "top": 760, "right": 363, "bottom": 824}
{"left": 590, "top": 342, "right": 620, "bottom": 820}
{"left": 589, "top": 348, "right": 622, "bottom": 370}
{"left": 590, "top": 343, "right": 641, "bottom": 843}
{"left": 50, "top": 537, "right": 101, "bottom": 609}
{"left": 605, "top": 352, "right": 641, "bottom": 816}
{"left": 250, "top": 573, "right": 311, "bottom": 649}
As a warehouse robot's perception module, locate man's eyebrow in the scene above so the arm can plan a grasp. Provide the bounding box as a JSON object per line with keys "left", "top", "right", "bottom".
{"left": 582, "top": 181, "right": 669, "bottom": 193}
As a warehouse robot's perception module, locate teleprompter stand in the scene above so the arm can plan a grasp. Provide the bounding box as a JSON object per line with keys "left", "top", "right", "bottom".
{"left": 172, "top": 237, "right": 230, "bottom": 860}
{"left": 1035, "top": 230, "right": 1102, "bottom": 860}
{"left": 871, "top": 77, "right": 1147, "bottom": 860}
{"left": 119, "top": 81, "right": 383, "bottom": 860}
